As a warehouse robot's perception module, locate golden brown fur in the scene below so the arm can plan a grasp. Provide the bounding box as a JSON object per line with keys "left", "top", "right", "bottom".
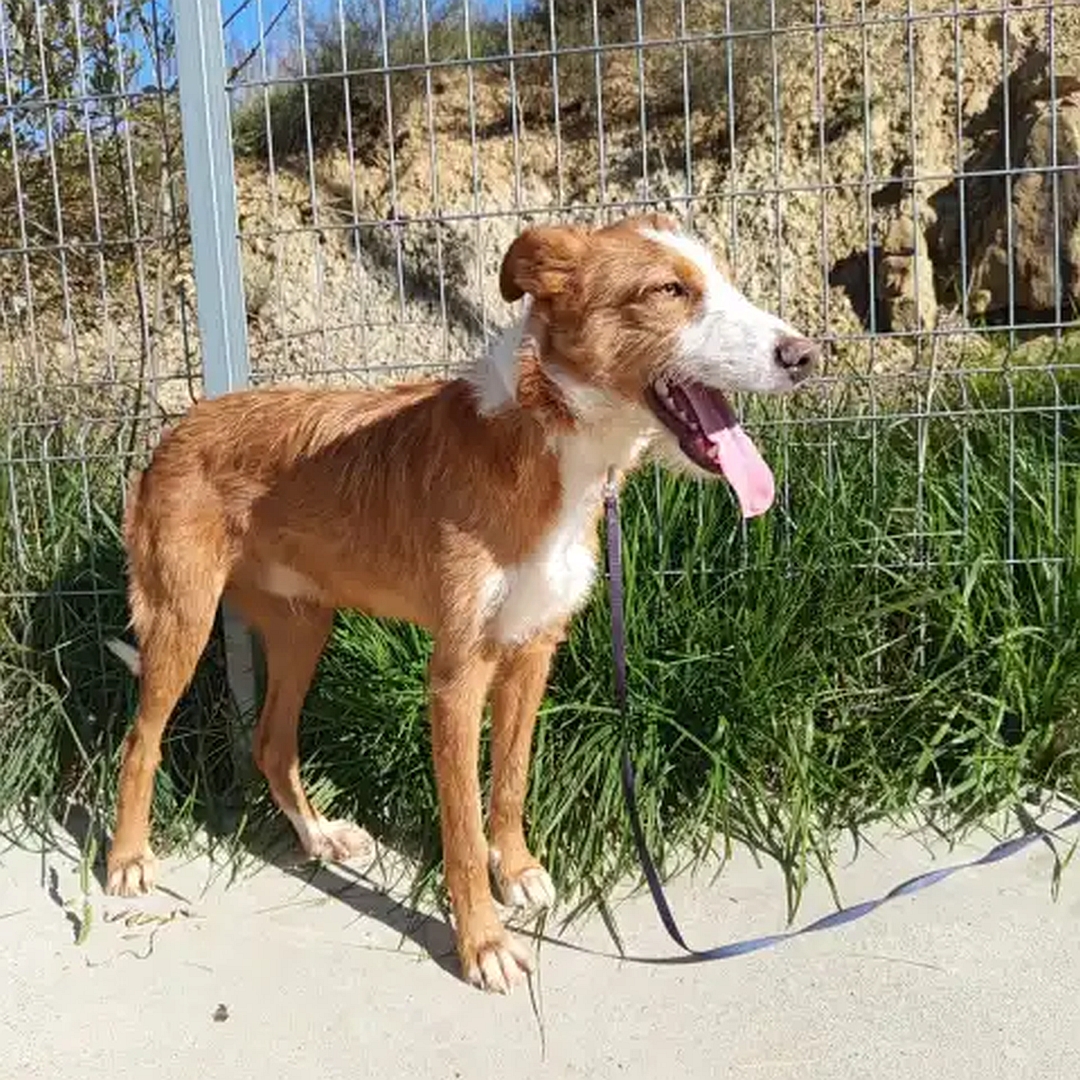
{"left": 106, "top": 213, "right": 817, "bottom": 994}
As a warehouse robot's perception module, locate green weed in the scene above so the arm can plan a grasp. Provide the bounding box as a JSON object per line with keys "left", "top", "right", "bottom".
{"left": 1, "top": 360, "right": 1077, "bottom": 922}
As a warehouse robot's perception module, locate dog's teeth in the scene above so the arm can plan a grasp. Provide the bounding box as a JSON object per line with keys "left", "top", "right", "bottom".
{"left": 655, "top": 378, "right": 670, "bottom": 398}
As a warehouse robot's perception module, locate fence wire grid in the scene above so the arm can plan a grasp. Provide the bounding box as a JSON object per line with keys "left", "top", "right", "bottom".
{"left": 2, "top": 0, "right": 1078, "bottom": 712}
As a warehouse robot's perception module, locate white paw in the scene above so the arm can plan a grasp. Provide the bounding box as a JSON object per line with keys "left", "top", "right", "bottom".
{"left": 463, "top": 930, "right": 535, "bottom": 995}
{"left": 502, "top": 867, "right": 556, "bottom": 910}
{"left": 105, "top": 849, "right": 157, "bottom": 896}
{"left": 284, "top": 807, "right": 373, "bottom": 863}
{"left": 490, "top": 848, "right": 557, "bottom": 911}
{"left": 300, "top": 817, "right": 375, "bottom": 863}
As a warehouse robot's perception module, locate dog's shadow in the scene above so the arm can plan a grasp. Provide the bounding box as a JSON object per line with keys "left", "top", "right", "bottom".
{"left": 277, "top": 859, "right": 461, "bottom": 980}
{"left": 20, "top": 524, "right": 465, "bottom": 982}
{"left": 58, "top": 799, "right": 464, "bottom": 982}
{"left": 228, "top": 814, "right": 463, "bottom": 979}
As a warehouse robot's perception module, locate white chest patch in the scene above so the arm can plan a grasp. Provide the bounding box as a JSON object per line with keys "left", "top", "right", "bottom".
{"left": 487, "top": 505, "right": 599, "bottom": 646}
{"left": 487, "top": 406, "right": 654, "bottom": 646}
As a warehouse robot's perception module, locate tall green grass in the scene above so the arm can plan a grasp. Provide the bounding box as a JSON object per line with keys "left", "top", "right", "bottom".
{"left": 0, "top": 427, "right": 238, "bottom": 854}
{"left": 1, "top": 361, "right": 1077, "bottom": 919}
{"left": 300, "top": 365, "right": 1080, "bottom": 913}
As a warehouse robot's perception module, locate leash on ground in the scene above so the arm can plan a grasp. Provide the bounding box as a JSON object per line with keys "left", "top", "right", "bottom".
{"left": 601, "top": 469, "right": 1080, "bottom": 962}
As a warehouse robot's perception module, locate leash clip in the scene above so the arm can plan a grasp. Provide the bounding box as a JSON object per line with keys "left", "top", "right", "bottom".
{"left": 603, "top": 465, "right": 619, "bottom": 506}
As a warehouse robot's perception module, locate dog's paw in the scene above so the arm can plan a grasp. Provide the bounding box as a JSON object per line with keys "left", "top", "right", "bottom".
{"left": 302, "top": 818, "right": 375, "bottom": 863}
{"left": 490, "top": 848, "right": 557, "bottom": 912}
{"left": 105, "top": 847, "right": 157, "bottom": 897}
{"left": 460, "top": 927, "right": 535, "bottom": 995}
{"left": 498, "top": 866, "right": 557, "bottom": 911}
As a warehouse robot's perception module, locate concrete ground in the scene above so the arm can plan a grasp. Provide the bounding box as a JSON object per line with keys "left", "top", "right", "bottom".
{"left": 3, "top": 808, "right": 1078, "bottom": 1080}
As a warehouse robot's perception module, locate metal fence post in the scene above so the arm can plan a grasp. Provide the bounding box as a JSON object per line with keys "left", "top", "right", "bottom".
{"left": 175, "top": 0, "right": 257, "bottom": 723}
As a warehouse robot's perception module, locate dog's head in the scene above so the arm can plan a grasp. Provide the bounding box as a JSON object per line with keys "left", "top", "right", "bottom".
{"left": 495, "top": 213, "right": 819, "bottom": 518}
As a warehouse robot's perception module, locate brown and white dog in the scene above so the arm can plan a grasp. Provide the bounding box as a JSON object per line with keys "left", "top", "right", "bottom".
{"left": 104, "top": 213, "right": 817, "bottom": 993}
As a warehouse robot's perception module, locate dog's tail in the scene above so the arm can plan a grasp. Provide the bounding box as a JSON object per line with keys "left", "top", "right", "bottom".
{"left": 106, "top": 638, "right": 141, "bottom": 677}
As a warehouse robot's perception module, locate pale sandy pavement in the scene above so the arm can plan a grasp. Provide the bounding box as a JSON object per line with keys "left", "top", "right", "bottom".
{"left": 2, "top": 808, "right": 1078, "bottom": 1080}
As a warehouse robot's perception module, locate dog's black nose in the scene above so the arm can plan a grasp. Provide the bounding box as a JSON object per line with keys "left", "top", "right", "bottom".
{"left": 774, "top": 336, "right": 819, "bottom": 381}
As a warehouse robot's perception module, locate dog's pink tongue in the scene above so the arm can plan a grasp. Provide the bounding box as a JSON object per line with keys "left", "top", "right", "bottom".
{"left": 707, "top": 427, "right": 776, "bottom": 518}
{"left": 684, "top": 386, "right": 776, "bottom": 519}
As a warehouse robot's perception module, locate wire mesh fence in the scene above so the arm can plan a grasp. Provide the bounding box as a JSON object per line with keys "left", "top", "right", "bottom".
{"left": 2, "top": 2, "right": 191, "bottom": 734}
{"left": 2, "top": 0, "right": 1078, "bottom": 717}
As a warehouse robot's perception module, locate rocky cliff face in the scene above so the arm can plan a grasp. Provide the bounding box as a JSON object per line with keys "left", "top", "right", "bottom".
{"left": 5, "top": 2, "right": 1078, "bottom": 416}
{"left": 233, "top": 2, "right": 1080, "bottom": 390}
{"left": 929, "top": 50, "right": 1080, "bottom": 322}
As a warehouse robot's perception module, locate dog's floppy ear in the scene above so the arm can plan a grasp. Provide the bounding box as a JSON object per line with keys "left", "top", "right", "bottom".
{"left": 499, "top": 225, "right": 586, "bottom": 303}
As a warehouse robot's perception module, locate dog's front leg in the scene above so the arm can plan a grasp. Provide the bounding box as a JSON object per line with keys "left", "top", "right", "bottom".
{"left": 429, "top": 642, "right": 534, "bottom": 993}
{"left": 487, "top": 632, "right": 560, "bottom": 911}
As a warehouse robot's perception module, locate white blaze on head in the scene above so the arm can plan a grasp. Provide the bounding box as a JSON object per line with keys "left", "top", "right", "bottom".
{"left": 640, "top": 227, "right": 802, "bottom": 394}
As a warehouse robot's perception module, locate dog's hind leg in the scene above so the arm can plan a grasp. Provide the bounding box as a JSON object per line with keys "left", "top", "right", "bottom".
{"left": 228, "top": 588, "right": 373, "bottom": 864}
{"left": 107, "top": 552, "right": 227, "bottom": 896}
{"left": 487, "top": 631, "right": 560, "bottom": 912}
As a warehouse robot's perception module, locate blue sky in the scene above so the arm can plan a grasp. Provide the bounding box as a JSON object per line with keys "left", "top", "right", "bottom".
{"left": 216, "top": 0, "right": 532, "bottom": 84}
{"left": 221, "top": 0, "right": 531, "bottom": 58}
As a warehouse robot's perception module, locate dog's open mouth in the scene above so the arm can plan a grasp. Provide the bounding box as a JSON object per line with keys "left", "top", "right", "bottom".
{"left": 644, "top": 377, "right": 776, "bottom": 519}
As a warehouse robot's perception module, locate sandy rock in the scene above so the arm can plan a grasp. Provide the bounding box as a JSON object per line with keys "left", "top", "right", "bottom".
{"left": 1008, "top": 85, "right": 1080, "bottom": 314}
{"left": 8, "top": 2, "right": 1080, "bottom": 399}
{"left": 935, "top": 51, "right": 1080, "bottom": 320}
{"left": 877, "top": 211, "right": 938, "bottom": 333}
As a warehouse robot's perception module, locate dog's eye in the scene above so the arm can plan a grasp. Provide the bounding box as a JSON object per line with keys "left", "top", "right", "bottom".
{"left": 657, "top": 281, "right": 687, "bottom": 298}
